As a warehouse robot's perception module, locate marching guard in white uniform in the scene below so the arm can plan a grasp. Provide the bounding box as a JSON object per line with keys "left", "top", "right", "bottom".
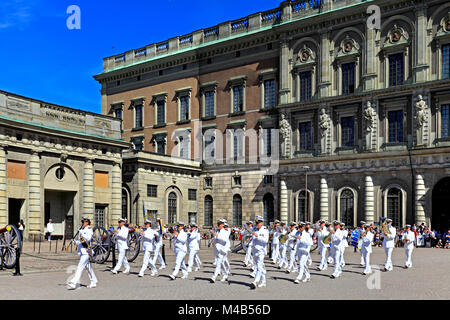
{"left": 270, "top": 220, "right": 281, "bottom": 264}
{"left": 402, "top": 224, "right": 415, "bottom": 268}
{"left": 382, "top": 218, "right": 396, "bottom": 272}
{"left": 242, "top": 221, "right": 254, "bottom": 267}
{"left": 250, "top": 216, "right": 269, "bottom": 289}
{"left": 138, "top": 220, "right": 158, "bottom": 277}
{"left": 187, "top": 223, "right": 202, "bottom": 273}
{"left": 305, "top": 222, "right": 314, "bottom": 266}
{"left": 316, "top": 220, "right": 329, "bottom": 271}
{"left": 294, "top": 222, "right": 313, "bottom": 283}
{"left": 285, "top": 222, "right": 298, "bottom": 273}
{"left": 222, "top": 223, "right": 232, "bottom": 276}
{"left": 210, "top": 219, "right": 230, "bottom": 283}
{"left": 67, "top": 217, "right": 98, "bottom": 289}
{"left": 278, "top": 222, "right": 288, "bottom": 269}
{"left": 152, "top": 220, "right": 167, "bottom": 270}
{"left": 112, "top": 218, "right": 130, "bottom": 274}
{"left": 169, "top": 222, "right": 189, "bottom": 280}
{"left": 358, "top": 221, "right": 366, "bottom": 266}
{"left": 330, "top": 221, "right": 344, "bottom": 279}
{"left": 361, "top": 224, "right": 374, "bottom": 275}
{"left": 340, "top": 223, "right": 348, "bottom": 267}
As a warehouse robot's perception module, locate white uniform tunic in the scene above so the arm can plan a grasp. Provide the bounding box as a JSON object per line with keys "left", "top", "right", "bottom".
{"left": 402, "top": 230, "right": 415, "bottom": 268}
{"left": 113, "top": 226, "right": 130, "bottom": 272}
{"left": 278, "top": 229, "right": 288, "bottom": 268}
{"left": 270, "top": 228, "right": 281, "bottom": 264}
{"left": 139, "top": 228, "right": 157, "bottom": 276}
{"left": 361, "top": 231, "right": 374, "bottom": 274}
{"left": 316, "top": 228, "right": 329, "bottom": 270}
{"left": 187, "top": 229, "right": 202, "bottom": 272}
{"left": 382, "top": 225, "right": 396, "bottom": 271}
{"left": 340, "top": 229, "right": 349, "bottom": 267}
{"left": 70, "top": 227, "right": 97, "bottom": 286}
{"left": 212, "top": 228, "right": 231, "bottom": 280}
{"left": 286, "top": 228, "right": 298, "bottom": 272}
{"left": 251, "top": 226, "right": 269, "bottom": 284}
{"left": 357, "top": 227, "right": 365, "bottom": 265}
{"left": 295, "top": 231, "right": 313, "bottom": 281}
{"left": 241, "top": 228, "right": 254, "bottom": 266}
{"left": 171, "top": 229, "right": 189, "bottom": 277}
{"left": 331, "top": 228, "right": 344, "bottom": 277}
{"left": 151, "top": 232, "right": 166, "bottom": 268}
{"left": 306, "top": 228, "right": 314, "bottom": 265}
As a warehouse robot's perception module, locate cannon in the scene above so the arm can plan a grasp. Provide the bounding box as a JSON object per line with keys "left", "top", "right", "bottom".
{"left": 0, "top": 225, "right": 22, "bottom": 269}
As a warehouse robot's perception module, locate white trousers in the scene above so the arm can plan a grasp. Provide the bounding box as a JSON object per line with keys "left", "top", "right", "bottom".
{"left": 244, "top": 244, "right": 253, "bottom": 265}
{"left": 287, "top": 247, "right": 297, "bottom": 271}
{"left": 187, "top": 249, "right": 201, "bottom": 271}
{"left": 71, "top": 254, "right": 97, "bottom": 285}
{"left": 278, "top": 244, "right": 288, "bottom": 268}
{"left": 328, "top": 246, "right": 335, "bottom": 264}
{"left": 296, "top": 250, "right": 310, "bottom": 280}
{"left": 360, "top": 249, "right": 365, "bottom": 265}
{"left": 319, "top": 246, "right": 328, "bottom": 270}
{"left": 405, "top": 248, "right": 413, "bottom": 267}
{"left": 384, "top": 247, "right": 393, "bottom": 270}
{"left": 140, "top": 249, "right": 157, "bottom": 275}
{"left": 213, "top": 252, "right": 228, "bottom": 279}
{"left": 222, "top": 255, "right": 230, "bottom": 274}
{"left": 271, "top": 243, "right": 280, "bottom": 263}
{"left": 340, "top": 247, "right": 346, "bottom": 266}
{"left": 332, "top": 248, "right": 342, "bottom": 276}
{"left": 362, "top": 249, "right": 371, "bottom": 274}
{"left": 172, "top": 250, "right": 188, "bottom": 277}
{"left": 253, "top": 250, "right": 266, "bottom": 284}
{"left": 114, "top": 248, "right": 130, "bottom": 272}
{"left": 152, "top": 245, "right": 166, "bottom": 267}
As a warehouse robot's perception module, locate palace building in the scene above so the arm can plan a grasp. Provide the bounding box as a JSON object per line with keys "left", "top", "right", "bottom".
{"left": 94, "top": 0, "right": 450, "bottom": 232}
{"left": 0, "top": 90, "right": 129, "bottom": 239}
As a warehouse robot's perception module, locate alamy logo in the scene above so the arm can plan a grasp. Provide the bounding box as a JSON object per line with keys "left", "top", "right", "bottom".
{"left": 366, "top": 266, "right": 382, "bottom": 290}
{"left": 367, "top": 5, "right": 381, "bottom": 30}
{"left": 66, "top": 5, "right": 81, "bottom": 30}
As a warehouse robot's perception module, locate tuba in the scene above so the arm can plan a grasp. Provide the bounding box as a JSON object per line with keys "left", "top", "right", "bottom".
{"left": 322, "top": 230, "right": 333, "bottom": 245}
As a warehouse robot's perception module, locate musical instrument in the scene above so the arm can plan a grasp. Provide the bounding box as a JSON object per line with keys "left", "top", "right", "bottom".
{"left": 0, "top": 224, "right": 22, "bottom": 269}
{"left": 322, "top": 232, "right": 332, "bottom": 245}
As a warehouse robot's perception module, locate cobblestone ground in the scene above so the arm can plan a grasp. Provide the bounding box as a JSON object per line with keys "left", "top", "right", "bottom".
{"left": 1, "top": 241, "right": 449, "bottom": 300}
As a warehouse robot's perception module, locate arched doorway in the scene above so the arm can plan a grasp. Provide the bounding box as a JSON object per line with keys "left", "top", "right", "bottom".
{"left": 233, "top": 194, "right": 242, "bottom": 226}
{"left": 168, "top": 192, "right": 177, "bottom": 224}
{"left": 339, "top": 189, "right": 355, "bottom": 227}
{"left": 204, "top": 195, "right": 213, "bottom": 227}
{"left": 263, "top": 193, "right": 274, "bottom": 225}
{"left": 432, "top": 177, "right": 450, "bottom": 232}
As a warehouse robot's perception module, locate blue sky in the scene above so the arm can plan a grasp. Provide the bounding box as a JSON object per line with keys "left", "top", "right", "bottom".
{"left": 0, "top": 0, "right": 279, "bottom": 113}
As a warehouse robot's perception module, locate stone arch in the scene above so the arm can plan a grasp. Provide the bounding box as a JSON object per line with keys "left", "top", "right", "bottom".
{"left": 293, "top": 188, "right": 314, "bottom": 223}
{"left": 378, "top": 15, "right": 415, "bottom": 43}
{"left": 381, "top": 183, "right": 408, "bottom": 228}
{"left": 336, "top": 186, "right": 358, "bottom": 227}
{"left": 164, "top": 185, "right": 183, "bottom": 225}
{"left": 427, "top": 3, "right": 450, "bottom": 31}
{"left": 44, "top": 163, "right": 78, "bottom": 191}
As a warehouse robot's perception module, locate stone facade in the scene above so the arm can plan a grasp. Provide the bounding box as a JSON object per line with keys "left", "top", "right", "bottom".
{"left": 0, "top": 90, "right": 129, "bottom": 239}
{"left": 95, "top": 0, "right": 450, "bottom": 232}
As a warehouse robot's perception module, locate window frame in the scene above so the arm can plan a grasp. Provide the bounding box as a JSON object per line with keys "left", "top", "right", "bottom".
{"left": 228, "top": 76, "right": 247, "bottom": 114}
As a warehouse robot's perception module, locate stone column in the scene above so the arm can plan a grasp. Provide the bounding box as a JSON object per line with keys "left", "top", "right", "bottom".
{"left": 318, "top": 30, "right": 331, "bottom": 97}
{"left": 414, "top": 3, "right": 429, "bottom": 83}
{"left": 279, "top": 37, "right": 291, "bottom": 105}
{"left": 111, "top": 162, "right": 122, "bottom": 225}
{"left": 28, "top": 151, "right": 42, "bottom": 234}
{"left": 320, "top": 177, "right": 329, "bottom": 221}
{"left": 0, "top": 146, "right": 7, "bottom": 227}
{"left": 280, "top": 178, "right": 288, "bottom": 223}
{"left": 365, "top": 176, "right": 375, "bottom": 224}
{"left": 83, "top": 159, "right": 95, "bottom": 221}
{"left": 415, "top": 174, "right": 426, "bottom": 225}
{"left": 364, "top": 26, "right": 378, "bottom": 90}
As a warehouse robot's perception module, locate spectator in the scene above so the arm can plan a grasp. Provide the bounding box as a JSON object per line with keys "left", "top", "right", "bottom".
{"left": 47, "top": 219, "right": 54, "bottom": 242}
{"left": 17, "top": 219, "right": 25, "bottom": 245}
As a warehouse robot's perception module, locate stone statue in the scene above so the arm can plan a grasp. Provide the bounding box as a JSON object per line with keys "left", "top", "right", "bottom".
{"left": 415, "top": 95, "right": 428, "bottom": 127}
{"left": 364, "top": 101, "right": 377, "bottom": 132}
{"left": 319, "top": 108, "right": 330, "bottom": 137}
{"left": 279, "top": 113, "right": 291, "bottom": 142}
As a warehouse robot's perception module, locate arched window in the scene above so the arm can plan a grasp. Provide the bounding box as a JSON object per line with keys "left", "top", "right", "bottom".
{"left": 121, "top": 189, "right": 128, "bottom": 220}
{"left": 387, "top": 188, "right": 402, "bottom": 228}
{"left": 204, "top": 195, "right": 213, "bottom": 227}
{"left": 297, "top": 190, "right": 309, "bottom": 222}
{"left": 263, "top": 193, "right": 274, "bottom": 225}
{"left": 168, "top": 192, "right": 177, "bottom": 224}
{"left": 233, "top": 194, "right": 242, "bottom": 226}
{"left": 340, "top": 189, "right": 354, "bottom": 227}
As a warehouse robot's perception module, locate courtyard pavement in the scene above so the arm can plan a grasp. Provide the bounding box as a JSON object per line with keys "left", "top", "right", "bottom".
{"left": 0, "top": 241, "right": 449, "bottom": 300}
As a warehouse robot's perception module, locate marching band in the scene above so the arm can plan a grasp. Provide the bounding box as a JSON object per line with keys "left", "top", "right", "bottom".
{"left": 66, "top": 214, "right": 417, "bottom": 290}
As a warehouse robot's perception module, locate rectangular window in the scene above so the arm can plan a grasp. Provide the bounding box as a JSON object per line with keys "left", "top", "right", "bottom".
{"left": 157, "top": 100, "right": 165, "bottom": 125}
{"left": 442, "top": 104, "right": 450, "bottom": 138}
{"left": 115, "top": 108, "right": 122, "bottom": 120}
{"left": 147, "top": 185, "right": 157, "bottom": 198}
{"left": 233, "top": 85, "right": 244, "bottom": 112}
{"left": 233, "top": 176, "right": 242, "bottom": 186}
{"left": 132, "top": 137, "right": 144, "bottom": 151}
{"left": 264, "top": 128, "right": 272, "bottom": 156}
{"left": 389, "top": 53, "right": 404, "bottom": 87}
{"left": 299, "top": 71, "right": 312, "bottom": 102}
{"left": 443, "top": 44, "right": 450, "bottom": 79}
{"left": 342, "top": 62, "right": 355, "bottom": 95}
{"left": 264, "top": 79, "right": 276, "bottom": 108}
{"left": 388, "top": 110, "right": 404, "bottom": 143}
{"left": 188, "top": 189, "right": 197, "bottom": 201}
{"left": 135, "top": 105, "right": 143, "bottom": 128}
{"left": 299, "top": 121, "right": 312, "bottom": 151}
{"left": 188, "top": 212, "right": 197, "bottom": 224}
{"left": 204, "top": 91, "right": 215, "bottom": 117}
{"left": 204, "top": 177, "right": 213, "bottom": 187}
{"left": 264, "top": 175, "right": 273, "bottom": 184}
{"left": 180, "top": 96, "right": 189, "bottom": 121}
{"left": 233, "top": 133, "right": 243, "bottom": 159}
{"left": 155, "top": 136, "right": 166, "bottom": 155}
{"left": 204, "top": 135, "right": 215, "bottom": 159}
{"left": 94, "top": 206, "right": 106, "bottom": 228}
{"left": 94, "top": 171, "right": 109, "bottom": 188}
{"left": 341, "top": 116, "right": 355, "bottom": 147}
